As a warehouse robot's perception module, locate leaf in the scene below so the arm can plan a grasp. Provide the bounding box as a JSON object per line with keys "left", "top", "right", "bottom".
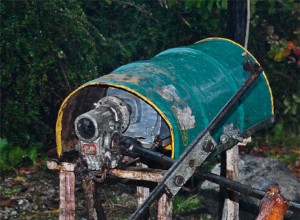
{"left": 0, "top": 137, "right": 8, "bottom": 145}
{"left": 0, "top": 199, "right": 14, "bottom": 207}
{"left": 2, "top": 187, "right": 22, "bottom": 195}
{"left": 207, "top": 0, "right": 215, "bottom": 12}
{"left": 293, "top": 94, "right": 300, "bottom": 103}
{"left": 274, "top": 49, "right": 286, "bottom": 62}
{"left": 26, "top": 148, "right": 37, "bottom": 165}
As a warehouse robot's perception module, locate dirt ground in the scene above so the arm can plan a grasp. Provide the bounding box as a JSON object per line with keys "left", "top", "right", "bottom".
{"left": 0, "top": 165, "right": 212, "bottom": 220}
{"left": 1, "top": 144, "right": 299, "bottom": 220}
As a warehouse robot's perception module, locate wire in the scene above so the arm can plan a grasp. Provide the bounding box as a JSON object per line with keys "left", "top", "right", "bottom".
{"left": 244, "top": 0, "right": 251, "bottom": 49}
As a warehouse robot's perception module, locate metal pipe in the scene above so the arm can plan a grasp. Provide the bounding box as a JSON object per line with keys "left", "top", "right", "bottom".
{"left": 197, "top": 171, "right": 300, "bottom": 213}
{"left": 118, "top": 136, "right": 175, "bottom": 167}
{"left": 114, "top": 149, "right": 300, "bottom": 214}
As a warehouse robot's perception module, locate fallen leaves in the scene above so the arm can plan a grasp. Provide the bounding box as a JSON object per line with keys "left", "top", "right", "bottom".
{"left": 0, "top": 199, "right": 14, "bottom": 207}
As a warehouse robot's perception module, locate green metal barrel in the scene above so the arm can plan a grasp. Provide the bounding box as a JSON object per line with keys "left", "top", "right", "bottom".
{"left": 56, "top": 38, "right": 274, "bottom": 159}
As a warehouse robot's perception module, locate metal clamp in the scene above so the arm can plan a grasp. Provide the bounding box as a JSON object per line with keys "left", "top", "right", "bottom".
{"left": 220, "top": 123, "right": 243, "bottom": 144}
{"left": 164, "top": 132, "right": 216, "bottom": 196}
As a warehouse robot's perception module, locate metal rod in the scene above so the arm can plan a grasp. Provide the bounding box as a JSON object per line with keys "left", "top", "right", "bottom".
{"left": 197, "top": 171, "right": 300, "bottom": 213}
{"left": 130, "top": 57, "right": 263, "bottom": 219}
{"left": 117, "top": 139, "right": 300, "bottom": 215}
{"left": 118, "top": 138, "right": 175, "bottom": 167}
{"left": 116, "top": 149, "right": 300, "bottom": 213}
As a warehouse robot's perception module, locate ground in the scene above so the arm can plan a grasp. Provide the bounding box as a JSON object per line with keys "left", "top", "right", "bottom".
{"left": 0, "top": 164, "right": 213, "bottom": 220}
{"left": 0, "top": 145, "right": 299, "bottom": 219}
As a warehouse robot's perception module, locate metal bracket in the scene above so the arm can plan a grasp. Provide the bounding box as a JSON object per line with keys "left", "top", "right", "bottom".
{"left": 220, "top": 123, "right": 243, "bottom": 144}
{"left": 165, "top": 132, "right": 216, "bottom": 196}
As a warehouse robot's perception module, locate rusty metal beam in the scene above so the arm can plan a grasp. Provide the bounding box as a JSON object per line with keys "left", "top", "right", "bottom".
{"left": 109, "top": 168, "right": 166, "bottom": 183}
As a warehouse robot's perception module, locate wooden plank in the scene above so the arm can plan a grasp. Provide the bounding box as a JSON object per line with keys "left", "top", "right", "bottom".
{"left": 59, "top": 163, "right": 76, "bottom": 220}
{"left": 222, "top": 145, "right": 239, "bottom": 220}
{"left": 157, "top": 193, "right": 173, "bottom": 220}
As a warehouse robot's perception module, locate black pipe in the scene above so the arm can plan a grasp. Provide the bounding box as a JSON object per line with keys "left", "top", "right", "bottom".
{"left": 227, "top": 0, "right": 247, "bottom": 45}
{"left": 197, "top": 171, "right": 300, "bottom": 213}
{"left": 118, "top": 137, "right": 300, "bottom": 213}
{"left": 118, "top": 136, "right": 175, "bottom": 167}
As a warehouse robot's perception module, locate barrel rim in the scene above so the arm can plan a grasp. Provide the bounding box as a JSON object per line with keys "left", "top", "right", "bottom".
{"left": 196, "top": 37, "right": 274, "bottom": 115}
{"left": 56, "top": 82, "right": 175, "bottom": 158}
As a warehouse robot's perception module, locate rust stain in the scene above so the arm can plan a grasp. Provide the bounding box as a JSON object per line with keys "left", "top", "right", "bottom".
{"left": 109, "top": 168, "right": 165, "bottom": 183}
{"left": 226, "top": 170, "right": 235, "bottom": 179}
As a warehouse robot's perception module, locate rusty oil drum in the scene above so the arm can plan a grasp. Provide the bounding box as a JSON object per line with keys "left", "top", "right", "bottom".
{"left": 56, "top": 38, "right": 274, "bottom": 159}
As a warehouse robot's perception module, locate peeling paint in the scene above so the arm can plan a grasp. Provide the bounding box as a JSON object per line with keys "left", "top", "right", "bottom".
{"left": 172, "top": 106, "right": 196, "bottom": 130}
{"left": 156, "top": 85, "right": 181, "bottom": 102}
{"left": 157, "top": 85, "right": 196, "bottom": 131}
{"left": 101, "top": 73, "right": 142, "bottom": 85}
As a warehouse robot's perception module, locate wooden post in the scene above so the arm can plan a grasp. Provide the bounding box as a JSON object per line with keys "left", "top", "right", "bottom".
{"left": 47, "top": 161, "right": 76, "bottom": 220}
{"left": 110, "top": 167, "right": 173, "bottom": 219}
{"left": 157, "top": 193, "right": 173, "bottom": 220}
{"left": 221, "top": 137, "right": 251, "bottom": 220}
{"left": 136, "top": 163, "right": 150, "bottom": 207}
{"left": 81, "top": 172, "right": 107, "bottom": 220}
{"left": 222, "top": 145, "right": 239, "bottom": 220}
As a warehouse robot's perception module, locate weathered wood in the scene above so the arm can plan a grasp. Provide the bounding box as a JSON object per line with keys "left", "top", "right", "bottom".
{"left": 59, "top": 163, "right": 76, "bottom": 220}
{"left": 222, "top": 145, "right": 239, "bottom": 220}
{"left": 109, "top": 167, "right": 166, "bottom": 182}
{"left": 81, "top": 173, "right": 107, "bottom": 220}
{"left": 47, "top": 161, "right": 76, "bottom": 220}
{"left": 157, "top": 193, "right": 173, "bottom": 220}
{"left": 136, "top": 163, "right": 150, "bottom": 219}
{"left": 110, "top": 166, "right": 173, "bottom": 219}
{"left": 136, "top": 163, "right": 150, "bottom": 205}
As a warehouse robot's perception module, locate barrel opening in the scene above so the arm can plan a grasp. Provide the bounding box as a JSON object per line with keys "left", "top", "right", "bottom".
{"left": 59, "top": 85, "right": 172, "bottom": 156}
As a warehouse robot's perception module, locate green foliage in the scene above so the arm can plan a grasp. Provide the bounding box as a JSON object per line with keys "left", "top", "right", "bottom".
{"left": 0, "top": 138, "right": 41, "bottom": 172}
{"left": 0, "top": 0, "right": 102, "bottom": 148}
{"left": 248, "top": 0, "right": 300, "bottom": 146}
{"left": 0, "top": 187, "right": 22, "bottom": 196}
{"left": 0, "top": 0, "right": 228, "bottom": 152}
{"left": 265, "top": 122, "right": 300, "bottom": 148}
{"left": 173, "top": 194, "right": 202, "bottom": 214}
{"left": 0, "top": 0, "right": 299, "bottom": 162}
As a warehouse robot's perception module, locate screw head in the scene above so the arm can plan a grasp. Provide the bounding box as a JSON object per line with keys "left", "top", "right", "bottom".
{"left": 203, "top": 140, "right": 215, "bottom": 152}
{"left": 220, "top": 134, "right": 229, "bottom": 144}
{"left": 189, "top": 159, "right": 195, "bottom": 168}
{"left": 173, "top": 175, "right": 185, "bottom": 187}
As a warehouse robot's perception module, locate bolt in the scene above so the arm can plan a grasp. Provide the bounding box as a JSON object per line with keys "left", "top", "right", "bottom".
{"left": 173, "top": 175, "right": 185, "bottom": 187}
{"left": 189, "top": 159, "right": 195, "bottom": 168}
{"left": 203, "top": 140, "right": 215, "bottom": 152}
{"left": 220, "top": 134, "right": 229, "bottom": 144}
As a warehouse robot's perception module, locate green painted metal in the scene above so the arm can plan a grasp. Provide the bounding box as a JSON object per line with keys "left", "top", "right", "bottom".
{"left": 57, "top": 38, "right": 274, "bottom": 159}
